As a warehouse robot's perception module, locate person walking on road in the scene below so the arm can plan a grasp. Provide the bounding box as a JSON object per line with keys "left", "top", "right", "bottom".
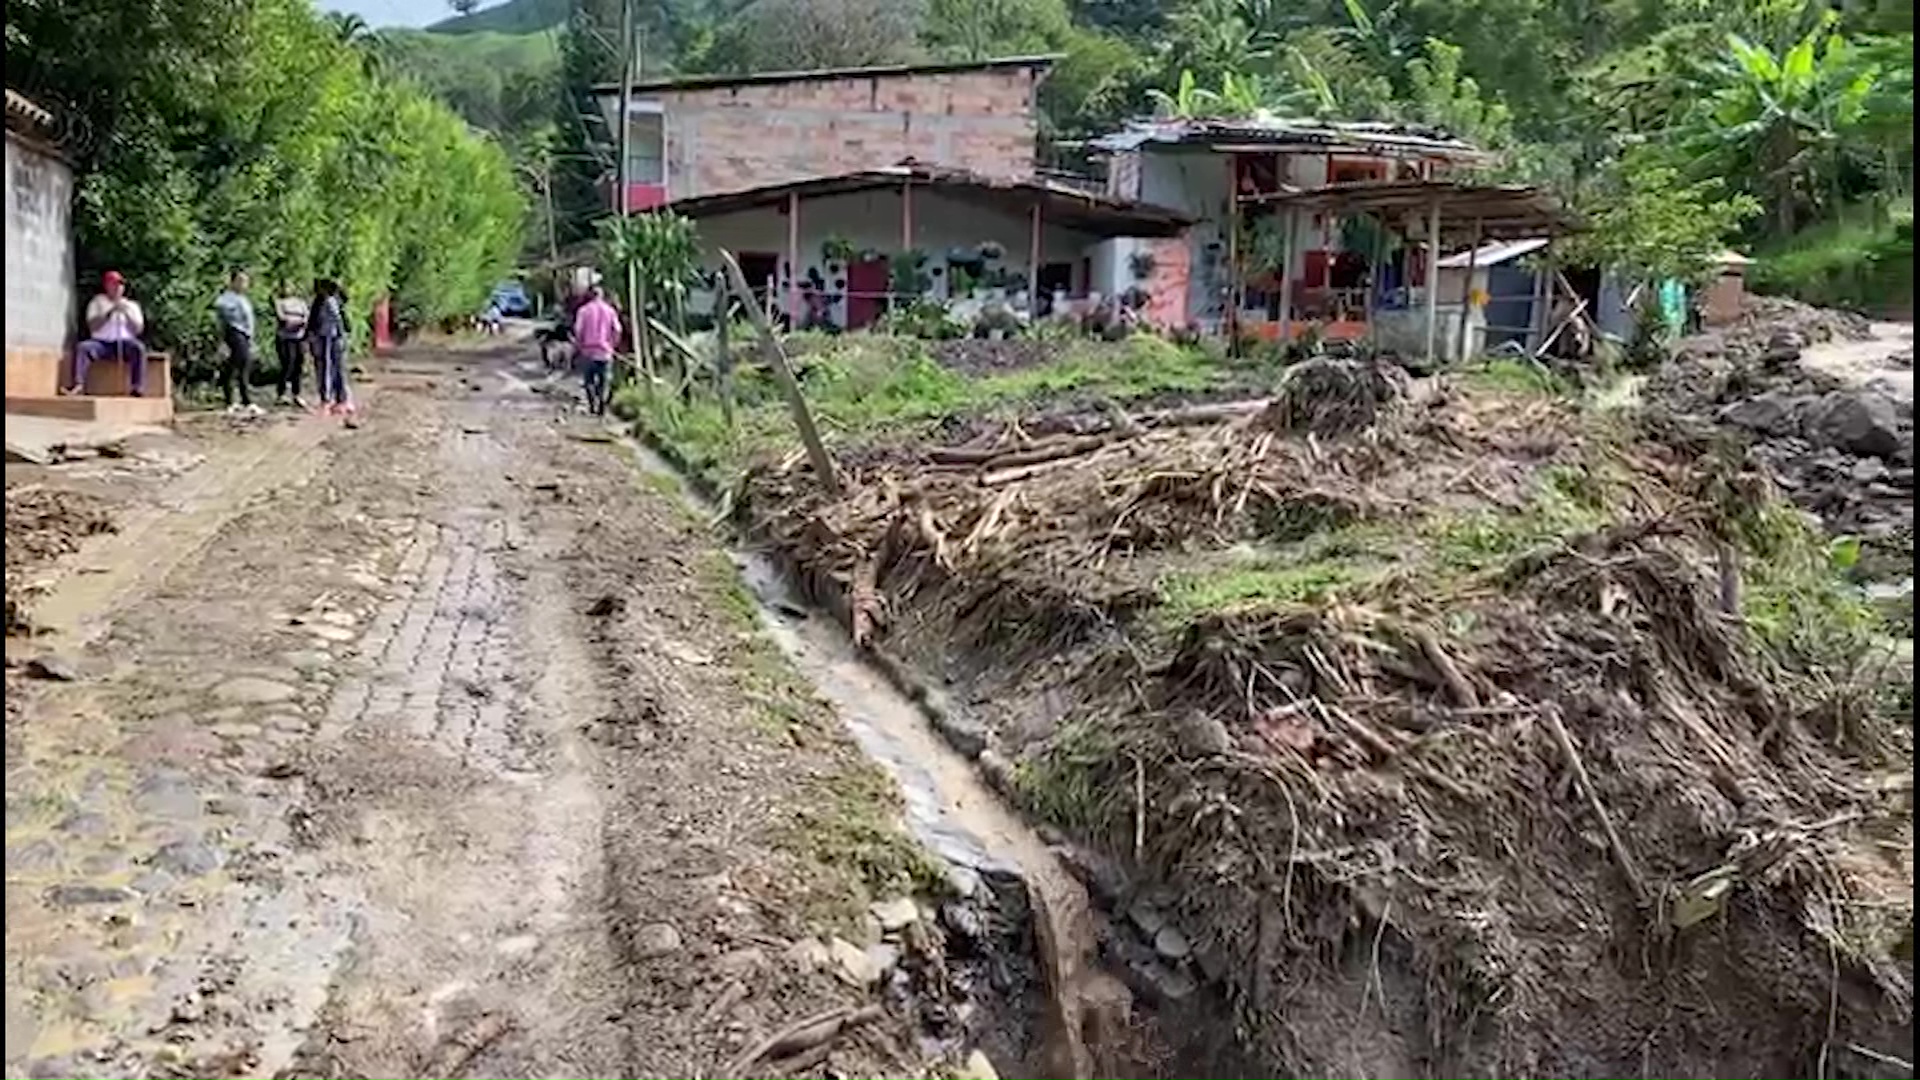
{"left": 572, "top": 284, "right": 621, "bottom": 417}
{"left": 273, "top": 280, "right": 311, "bottom": 407}
{"left": 213, "top": 270, "right": 260, "bottom": 415}
{"left": 308, "top": 278, "right": 352, "bottom": 416}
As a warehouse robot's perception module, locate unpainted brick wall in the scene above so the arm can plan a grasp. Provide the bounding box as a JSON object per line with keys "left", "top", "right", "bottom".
{"left": 653, "top": 66, "right": 1043, "bottom": 199}
{"left": 5, "top": 132, "right": 76, "bottom": 355}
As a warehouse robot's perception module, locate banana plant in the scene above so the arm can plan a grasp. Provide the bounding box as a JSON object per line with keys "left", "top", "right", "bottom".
{"left": 1681, "top": 15, "right": 1880, "bottom": 236}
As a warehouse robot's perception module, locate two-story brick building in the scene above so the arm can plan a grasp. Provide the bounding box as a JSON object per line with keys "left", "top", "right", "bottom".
{"left": 587, "top": 57, "right": 1194, "bottom": 328}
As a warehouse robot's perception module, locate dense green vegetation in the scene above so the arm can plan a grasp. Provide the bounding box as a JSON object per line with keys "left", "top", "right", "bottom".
{"left": 4, "top": 0, "right": 526, "bottom": 368}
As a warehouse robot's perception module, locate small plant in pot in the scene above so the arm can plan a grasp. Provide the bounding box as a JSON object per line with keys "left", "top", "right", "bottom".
{"left": 820, "top": 235, "right": 856, "bottom": 273}
{"left": 975, "top": 239, "right": 1006, "bottom": 263}
{"left": 1129, "top": 250, "right": 1157, "bottom": 281}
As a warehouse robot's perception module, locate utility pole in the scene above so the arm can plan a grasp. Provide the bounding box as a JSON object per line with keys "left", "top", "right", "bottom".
{"left": 615, "top": 0, "right": 648, "bottom": 377}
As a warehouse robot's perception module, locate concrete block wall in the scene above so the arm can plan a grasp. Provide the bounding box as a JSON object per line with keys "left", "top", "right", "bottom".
{"left": 5, "top": 131, "right": 76, "bottom": 399}
{"left": 649, "top": 66, "right": 1043, "bottom": 199}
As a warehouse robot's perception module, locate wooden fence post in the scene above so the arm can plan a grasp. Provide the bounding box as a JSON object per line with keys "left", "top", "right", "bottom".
{"left": 718, "top": 249, "right": 840, "bottom": 496}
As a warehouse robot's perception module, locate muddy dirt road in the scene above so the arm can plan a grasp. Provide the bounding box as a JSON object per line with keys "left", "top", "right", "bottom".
{"left": 4, "top": 344, "right": 969, "bottom": 1079}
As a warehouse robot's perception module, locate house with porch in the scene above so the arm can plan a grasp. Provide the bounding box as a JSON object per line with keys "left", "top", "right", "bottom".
{"left": 584, "top": 57, "right": 1195, "bottom": 325}
{"left": 1088, "top": 116, "right": 1577, "bottom": 359}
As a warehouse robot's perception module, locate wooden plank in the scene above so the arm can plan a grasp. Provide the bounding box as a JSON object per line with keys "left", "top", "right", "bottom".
{"left": 718, "top": 249, "right": 841, "bottom": 496}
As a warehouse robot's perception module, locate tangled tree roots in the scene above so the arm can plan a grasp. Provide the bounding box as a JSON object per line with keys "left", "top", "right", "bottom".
{"left": 1259, "top": 356, "right": 1410, "bottom": 437}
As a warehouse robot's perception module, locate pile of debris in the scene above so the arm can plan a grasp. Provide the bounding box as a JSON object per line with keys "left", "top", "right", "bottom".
{"left": 731, "top": 356, "right": 1913, "bottom": 1077}
{"left": 4, "top": 485, "right": 117, "bottom": 633}
{"left": 1654, "top": 298, "right": 1913, "bottom": 576}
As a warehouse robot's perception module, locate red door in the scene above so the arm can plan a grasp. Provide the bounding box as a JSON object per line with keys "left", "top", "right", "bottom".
{"left": 845, "top": 258, "right": 889, "bottom": 329}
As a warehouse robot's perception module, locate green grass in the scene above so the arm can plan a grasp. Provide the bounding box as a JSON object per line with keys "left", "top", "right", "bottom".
{"left": 1751, "top": 200, "right": 1914, "bottom": 318}
{"left": 1157, "top": 559, "right": 1362, "bottom": 626}
{"left": 1456, "top": 356, "right": 1573, "bottom": 397}
{"left": 621, "top": 333, "right": 1241, "bottom": 487}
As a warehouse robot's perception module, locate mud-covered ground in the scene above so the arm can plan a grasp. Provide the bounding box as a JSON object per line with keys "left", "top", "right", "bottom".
{"left": 4, "top": 344, "right": 1005, "bottom": 1080}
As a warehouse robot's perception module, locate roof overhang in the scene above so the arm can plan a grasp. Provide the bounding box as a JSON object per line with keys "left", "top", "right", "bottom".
{"left": 1089, "top": 117, "right": 1485, "bottom": 163}
{"left": 1243, "top": 179, "right": 1579, "bottom": 243}
{"left": 664, "top": 165, "right": 1194, "bottom": 239}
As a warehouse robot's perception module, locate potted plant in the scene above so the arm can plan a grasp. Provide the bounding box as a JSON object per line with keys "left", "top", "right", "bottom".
{"left": 1129, "top": 250, "right": 1157, "bottom": 281}
{"left": 821, "top": 235, "right": 856, "bottom": 273}
{"left": 976, "top": 239, "right": 1006, "bottom": 263}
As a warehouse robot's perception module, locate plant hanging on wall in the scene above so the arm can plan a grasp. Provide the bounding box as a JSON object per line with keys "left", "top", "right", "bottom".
{"left": 821, "top": 235, "right": 856, "bottom": 266}
{"left": 1129, "top": 250, "right": 1158, "bottom": 281}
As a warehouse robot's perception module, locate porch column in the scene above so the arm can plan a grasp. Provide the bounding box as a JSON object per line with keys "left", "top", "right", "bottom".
{"left": 1453, "top": 217, "right": 1484, "bottom": 363}
{"left": 1423, "top": 198, "right": 1443, "bottom": 364}
{"left": 1028, "top": 200, "right": 1043, "bottom": 315}
{"left": 1225, "top": 161, "right": 1240, "bottom": 351}
{"left": 1275, "top": 208, "right": 1295, "bottom": 338}
{"left": 787, "top": 190, "right": 801, "bottom": 325}
{"left": 901, "top": 180, "right": 913, "bottom": 249}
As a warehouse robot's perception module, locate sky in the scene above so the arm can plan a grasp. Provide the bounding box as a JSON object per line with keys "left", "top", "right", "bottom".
{"left": 320, "top": 0, "right": 461, "bottom": 28}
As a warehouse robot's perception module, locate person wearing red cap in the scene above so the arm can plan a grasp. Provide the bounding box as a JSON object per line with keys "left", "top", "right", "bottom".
{"left": 65, "top": 270, "right": 149, "bottom": 396}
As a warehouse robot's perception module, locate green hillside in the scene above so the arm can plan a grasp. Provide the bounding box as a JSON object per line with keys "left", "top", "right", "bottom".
{"left": 428, "top": 0, "right": 567, "bottom": 35}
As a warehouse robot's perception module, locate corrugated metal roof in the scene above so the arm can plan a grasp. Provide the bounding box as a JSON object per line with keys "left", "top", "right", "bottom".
{"left": 1089, "top": 116, "right": 1481, "bottom": 158}
{"left": 5, "top": 88, "right": 55, "bottom": 133}
{"left": 1436, "top": 236, "right": 1550, "bottom": 268}
{"left": 591, "top": 54, "right": 1059, "bottom": 95}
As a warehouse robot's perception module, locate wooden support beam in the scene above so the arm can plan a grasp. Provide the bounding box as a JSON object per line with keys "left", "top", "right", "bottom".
{"left": 786, "top": 190, "right": 802, "bottom": 327}
{"left": 1423, "top": 199, "right": 1442, "bottom": 365}
{"left": 1028, "top": 200, "right": 1043, "bottom": 316}
{"left": 720, "top": 249, "right": 840, "bottom": 496}
{"left": 1453, "top": 216, "right": 1484, "bottom": 364}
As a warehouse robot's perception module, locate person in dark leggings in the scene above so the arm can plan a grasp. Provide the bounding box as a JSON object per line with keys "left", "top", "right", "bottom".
{"left": 212, "top": 269, "right": 259, "bottom": 414}
{"left": 308, "top": 278, "right": 351, "bottom": 415}
{"left": 273, "top": 280, "right": 310, "bottom": 406}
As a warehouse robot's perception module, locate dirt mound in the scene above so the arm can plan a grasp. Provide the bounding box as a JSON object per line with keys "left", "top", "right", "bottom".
{"left": 731, "top": 374, "right": 1913, "bottom": 1077}
{"left": 5, "top": 486, "right": 117, "bottom": 632}
{"left": 1257, "top": 355, "right": 1409, "bottom": 437}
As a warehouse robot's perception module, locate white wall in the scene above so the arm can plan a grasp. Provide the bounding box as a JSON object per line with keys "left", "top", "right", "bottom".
{"left": 5, "top": 132, "right": 75, "bottom": 354}
{"left": 689, "top": 187, "right": 1112, "bottom": 324}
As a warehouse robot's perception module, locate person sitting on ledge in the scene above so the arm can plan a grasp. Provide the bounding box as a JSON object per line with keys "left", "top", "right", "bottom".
{"left": 64, "top": 270, "right": 150, "bottom": 396}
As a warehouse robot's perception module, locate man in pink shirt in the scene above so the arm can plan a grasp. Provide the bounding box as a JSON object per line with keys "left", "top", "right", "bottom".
{"left": 571, "top": 284, "right": 621, "bottom": 416}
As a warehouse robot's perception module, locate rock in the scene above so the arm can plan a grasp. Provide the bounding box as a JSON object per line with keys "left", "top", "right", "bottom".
{"left": 1129, "top": 959, "right": 1198, "bottom": 1004}
{"left": 712, "top": 947, "right": 767, "bottom": 978}
{"left": 634, "top": 922, "right": 683, "bottom": 959}
{"left": 1718, "top": 392, "right": 1806, "bottom": 438}
{"left": 150, "top": 840, "right": 222, "bottom": 879}
{"left": 24, "top": 656, "right": 81, "bottom": 682}
{"left": 870, "top": 897, "right": 921, "bottom": 933}
{"left": 939, "top": 902, "right": 989, "bottom": 950}
{"left": 45, "top": 883, "right": 136, "bottom": 907}
{"left": 1807, "top": 391, "right": 1903, "bottom": 459}
{"left": 211, "top": 676, "right": 297, "bottom": 705}
{"left": 281, "top": 650, "right": 332, "bottom": 673}
{"left": 956, "top": 1050, "right": 1000, "bottom": 1080}
{"left": 827, "top": 936, "right": 878, "bottom": 986}
{"left": 1851, "top": 458, "right": 1890, "bottom": 484}
{"left": 1127, "top": 901, "right": 1167, "bottom": 939}
{"left": 1176, "top": 710, "right": 1233, "bottom": 756}
{"left": 929, "top": 707, "right": 990, "bottom": 759}
{"left": 783, "top": 937, "right": 830, "bottom": 973}
{"left": 865, "top": 942, "right": 902, "bottom": 980}
{"left": 1153, "top": 925, "right": 1192, "bottom": 962}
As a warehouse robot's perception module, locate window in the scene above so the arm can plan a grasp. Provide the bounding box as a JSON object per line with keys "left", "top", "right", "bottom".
{"left": 625, "top": 112, "right": 664, "bottom": 186}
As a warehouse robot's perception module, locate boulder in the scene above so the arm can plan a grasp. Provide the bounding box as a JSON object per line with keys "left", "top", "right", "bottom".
{"left": 1806, "top": 390, "right": 1904, "bottom": 460}
{"left": 1718, "top": 392, "right": 1807, "bottom": 439}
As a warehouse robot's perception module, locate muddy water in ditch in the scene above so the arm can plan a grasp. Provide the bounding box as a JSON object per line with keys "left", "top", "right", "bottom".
{"left": 620, "top": 439, "right": 1151, "bottom": 1079}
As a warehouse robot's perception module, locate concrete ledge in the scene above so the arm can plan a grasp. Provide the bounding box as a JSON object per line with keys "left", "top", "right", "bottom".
{"left": 84, "top": 351, "right": 174, "bottom": 399}
{"left": 5, "top": 345, "right": 63, "bottom": 399}
{"left": 6, "top": 394, "right": 174, "bottom": 425}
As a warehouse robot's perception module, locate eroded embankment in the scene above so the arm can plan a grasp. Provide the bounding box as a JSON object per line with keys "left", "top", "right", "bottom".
{"left": 693, "top": 352, "right": 1913, "bottom": 1079}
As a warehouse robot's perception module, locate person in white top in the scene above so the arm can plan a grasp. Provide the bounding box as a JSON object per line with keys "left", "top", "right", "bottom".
{"left": 65, "top": 270, "right": 150, "bottom": 396}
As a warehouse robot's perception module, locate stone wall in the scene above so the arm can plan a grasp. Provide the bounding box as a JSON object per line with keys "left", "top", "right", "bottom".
{"left": 647, "top": 64, "right": 1044, "bottom": 199}
{"left": 5, "top": 130, "right": 75, "bottom": 399}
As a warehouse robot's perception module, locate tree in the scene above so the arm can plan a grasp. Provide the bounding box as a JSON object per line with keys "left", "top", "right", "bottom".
{"left": 449, "top": 0, "right": 481, "bottom": 15}
{"left": 704, "top": 0, "right": 925, "bottom": 72}
{"left": 1555, "top": 146, "right": 1761, "bottom": 283}
{"left": 1680, "top": 17, "right": 1881, "bottom": 235}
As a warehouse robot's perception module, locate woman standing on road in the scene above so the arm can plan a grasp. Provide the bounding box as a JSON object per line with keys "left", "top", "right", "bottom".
{"left": 308, "top": 278, "right": 351, "bottom": 416}
{"left": 273, "top": 280, "right": 310, "bottom": 407}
